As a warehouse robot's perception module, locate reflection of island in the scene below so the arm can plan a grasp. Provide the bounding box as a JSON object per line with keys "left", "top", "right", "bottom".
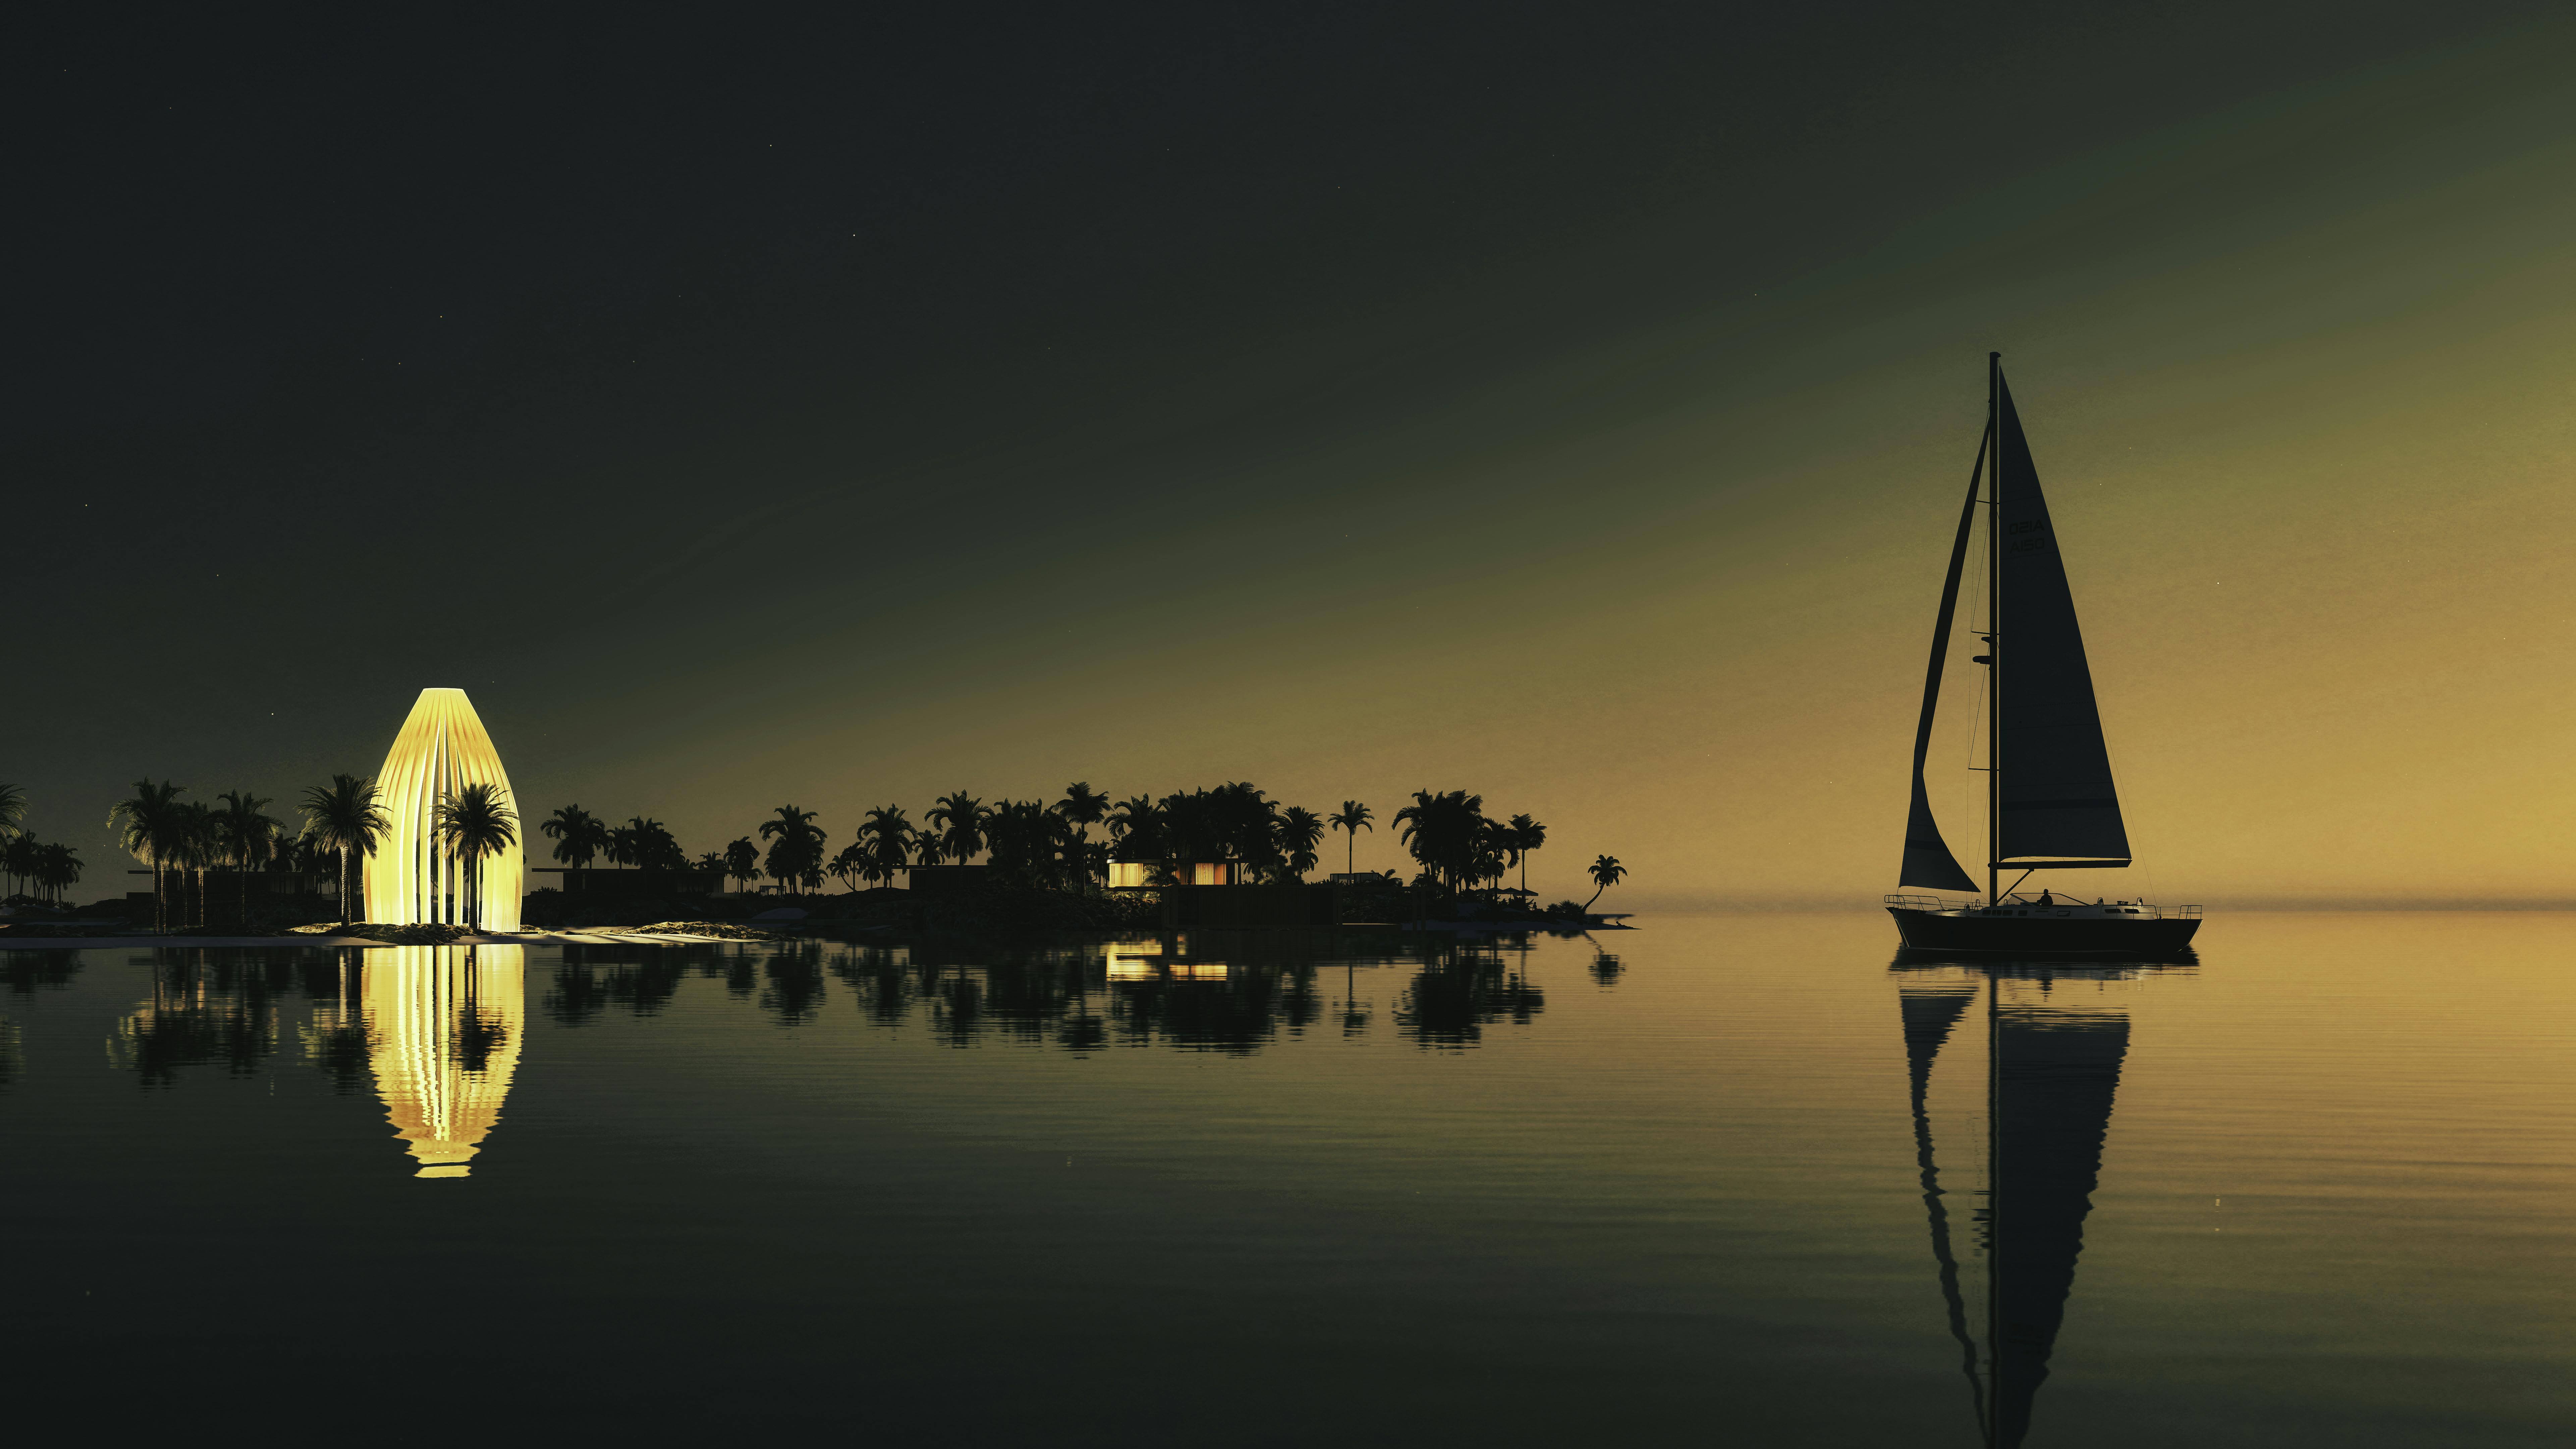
{"left": 533, "top": 932, "right": 1550, "bottom": 1054}
{"left": 363, "top": 945, "right": 524, "bottom": 1179}
{"left": 1896, "top": 960, "right": 2177, "bottom": 1447}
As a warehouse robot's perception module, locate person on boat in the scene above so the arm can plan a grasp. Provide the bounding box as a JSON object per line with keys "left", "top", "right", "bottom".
{"left": 2037, "top": 889, "right": 2054, "bottom": 906}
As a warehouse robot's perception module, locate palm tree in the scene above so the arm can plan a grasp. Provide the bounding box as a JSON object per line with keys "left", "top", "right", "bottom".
{"left": 298, "top": 774, "right": 390, "bottom": 926}
{"left": 626, "top": 816, "right": 684, "bottom": 871}
{"left": 859, "top": 806, "right": 914, "bottom": 889}
{"left": 172, "top": 801, "right": 219, "bottom": 927}
{"left": 926, "top": 792, "right": 985, "bottom": 868}
{"left": 828, "top": 840, "right": 867, "bottom": 892}
{"left": 1582, "top": 855, "right": 1627, "bottom": 912}
{"left": 758, "top": 805, "right": 826, "bottom": 896}
{"left": 432, "top": 783, "right": 520, "bottom": 930}
{"left": 215, "top": 790, "right": 281, "bottom": 926}
{"left": 723, "top": 837, "right": 761, "bottom": 893}
{"left": 2, "top": 835, "right": 34, "bottom": 901}
{"left": 36, "top": 842, "right": 80, "bottom": 905}
{"left": 110, "top": 779, "right": 187, "bottom": 930}
{"left": 539, "top": 804, "right": 609, "bottom": 888}
{"left": 1276, "top": 806, "right": 1325, "bottom": 882}
{"left": 1329, "top": 800, "right": 1373, "bottom": 874}
{"left": 0, "top": 783, "right": 25, "bottom": 840}
{"left": 1394, "top": 789, "right": 1486, "bottom": 892}
{"left": 1057, "top": 782, "right": 1109, "bottom": 827}
{"left": 1506, "top": 813, "right": 1546, "bottom": 895}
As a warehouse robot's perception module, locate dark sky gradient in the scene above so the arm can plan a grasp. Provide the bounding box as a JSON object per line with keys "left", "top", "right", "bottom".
{"left": 10, "top": 3, "right": 2570, "bottom": 902}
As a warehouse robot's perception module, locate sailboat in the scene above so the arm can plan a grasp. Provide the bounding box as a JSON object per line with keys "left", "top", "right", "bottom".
{"left": 1887, "top": 355, "right": 2201, "bottom": 956}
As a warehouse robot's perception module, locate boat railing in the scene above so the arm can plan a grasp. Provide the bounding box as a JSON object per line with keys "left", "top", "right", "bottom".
{"left": 1883, "top": 893, "right": 1972, "bottom": 911}
{"left": 1884, "top": 892, "right": 2205, "bottom": 918}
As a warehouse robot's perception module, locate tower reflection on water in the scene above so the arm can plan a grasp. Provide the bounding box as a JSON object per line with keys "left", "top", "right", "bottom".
{"left": 113, "top": 945, "right": 529, "bottom": 1178}
{"left": 1895, "top": 955, "right": 2190, "bottom": 1449}
{"left": 350, "top": 946, "right": 525, "bottom": 1178}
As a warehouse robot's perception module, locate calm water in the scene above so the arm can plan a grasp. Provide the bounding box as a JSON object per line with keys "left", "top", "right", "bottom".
{"left": 4, "top": 913, "right": 2571, "bottom": 1445}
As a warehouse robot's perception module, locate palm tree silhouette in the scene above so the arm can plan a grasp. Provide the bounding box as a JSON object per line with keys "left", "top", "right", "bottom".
{"left": 539, "top": 805, "right": 609, "bottom": 882}
{"left": 109, "top": 779, "right": 188, "bottom": 931}
{"left": 172, "top": 801, "right": 220, "bottom": 926}
{"left": 1056, "top": 783, "right": 1109, "bottom": 829}
{"left": 1582, "top": 855, "right": 1626, "bottom": 912}
{"left": 828, "top": 841, "right": 867, "bottom": 892}
{"left": 433, "top": 783, "right": 519, "bottom": 931}
{"left": 1328, "top": 800, "right": 1372, "bottom": 874}
{"left": 723, "top": 837, "right": 761, "bottom": 893}
{"left": 1394, "top": 789, "right": 1485, "bottom": 893}
{"left": 1277, "top": 806, "right": 1325, "bottom": 882}
{"left": 758, "top": 804, "right": 826, "bottom": 896}
{"left": 297, "top": 774, "right": 388, "bottom": 925}
{"left": 860, "top": 806, "right": 915, "bottom": 889}
{"left": 927, "top": 792, "right": 986, "bottom": 868}
{"left": 1506, "top": 814, "right": 1545, "bottom": 895}
{"left": 214, "top": 790, "right": 280, "bottom": 926}
{"left": 35, "top": 842, "right": 80, "bottom": 905}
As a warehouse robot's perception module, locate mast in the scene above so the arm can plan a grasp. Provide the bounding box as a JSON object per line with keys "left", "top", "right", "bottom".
{"left": 1985, "top": 964, "right": 2001, "bottom": 1447}
{"left": 1986, "top": 352, "right": 2002, "bottom": 910}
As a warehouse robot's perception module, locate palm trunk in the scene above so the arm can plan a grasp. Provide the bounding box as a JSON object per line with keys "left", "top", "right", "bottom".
{"left": 1582, "top": 884, "right": 1605, "bottom": 911}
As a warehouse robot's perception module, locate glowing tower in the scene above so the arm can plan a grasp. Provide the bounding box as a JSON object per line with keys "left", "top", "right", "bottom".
{"left": 363, "top": 687, "right": 524, "bottom": 930}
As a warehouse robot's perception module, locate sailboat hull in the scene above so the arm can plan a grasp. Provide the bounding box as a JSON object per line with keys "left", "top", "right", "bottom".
{"left": 1887, "top": 907, "right": 2199, "bottom": 957}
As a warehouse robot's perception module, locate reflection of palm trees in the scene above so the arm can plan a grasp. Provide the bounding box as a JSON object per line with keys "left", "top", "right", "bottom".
{"left": 1394, "top": 941, "right": 1544, "bottom": 1048}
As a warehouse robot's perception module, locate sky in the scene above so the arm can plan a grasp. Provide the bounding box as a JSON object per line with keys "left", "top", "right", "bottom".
{"left": 8, "top": 1, "right": 2571, "bottom": 907}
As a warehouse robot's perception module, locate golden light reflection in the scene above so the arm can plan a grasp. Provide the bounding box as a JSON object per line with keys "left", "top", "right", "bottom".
{"left": 361, "top": 945, "right": 525, "bottom": 1179}
{"left": 1107, "top": 951, "right": 1229, "bottom": 981}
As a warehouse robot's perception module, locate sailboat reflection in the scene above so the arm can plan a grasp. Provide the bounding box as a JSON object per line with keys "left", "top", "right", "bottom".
{"left": 350, "top": 945, "right": 526, "bottom": 1178}
{"left": 1896, "top": 958, "right": 2183, "bottom": 1447}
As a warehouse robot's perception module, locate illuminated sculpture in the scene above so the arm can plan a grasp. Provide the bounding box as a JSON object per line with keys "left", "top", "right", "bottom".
{"left": 363, "top": 687, "right": 524, "bottom": 931}
{"left": 365, "top": 945, "right": 526, "bottom": 1178}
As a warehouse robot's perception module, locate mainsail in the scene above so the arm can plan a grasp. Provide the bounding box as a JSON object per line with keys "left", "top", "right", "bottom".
{"left": 1994, "top": 378, "right": 2131, "bottom": 866}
